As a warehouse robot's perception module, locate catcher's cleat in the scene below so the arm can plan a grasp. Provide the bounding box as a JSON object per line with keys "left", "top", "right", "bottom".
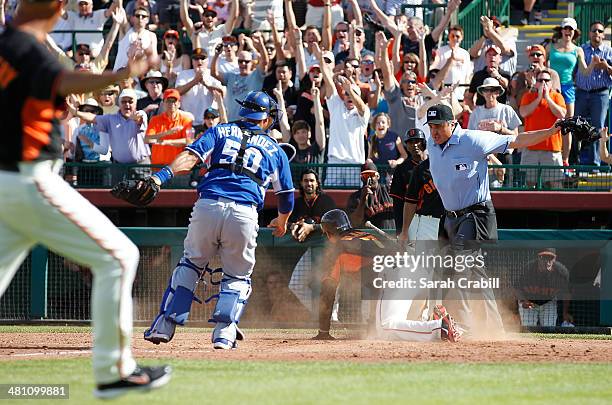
{"left": 439, "top": 313, "right": 462, "bottom": 343}
{"left": 311, "top": 331, "right": 336, "bottom": 341}
{"left": 144, "top": 328, "right": 173, "bottom": 345}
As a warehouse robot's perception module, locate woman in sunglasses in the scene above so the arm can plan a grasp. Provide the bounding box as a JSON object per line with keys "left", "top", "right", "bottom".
{"left": 547, "top": 18, "right": 589, "bottom": 128}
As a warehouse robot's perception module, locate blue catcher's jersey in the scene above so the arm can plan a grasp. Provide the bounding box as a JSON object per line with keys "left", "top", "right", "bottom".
{"left": 186, "top": 121, "right": 295, "bottom": 211}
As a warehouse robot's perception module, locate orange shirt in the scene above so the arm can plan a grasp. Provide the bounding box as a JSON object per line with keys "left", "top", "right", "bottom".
{"left": 146, "top": 110, "right": 193, "bottom": 165}
{"left": 520, "top": 90, "right": 565, "bottom": 152}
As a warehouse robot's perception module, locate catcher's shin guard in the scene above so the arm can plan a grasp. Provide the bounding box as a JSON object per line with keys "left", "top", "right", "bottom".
{"left": 318, "top": 278, "right": 339, "bottom": 335}
{"left": 144, "top": 258, "right": 204, "bottom": 344}
{"left": 211, "top": 276, "right": 252, "bottom": 349}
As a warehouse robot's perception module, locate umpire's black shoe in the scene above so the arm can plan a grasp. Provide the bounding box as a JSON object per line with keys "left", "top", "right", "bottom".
{"left": 93, "top": 365, "right": 172, "bottom": 399}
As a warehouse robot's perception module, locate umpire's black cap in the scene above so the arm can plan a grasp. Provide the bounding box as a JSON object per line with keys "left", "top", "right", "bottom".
{"left": 426, "top": 104, "right": 454, "bottom": 124}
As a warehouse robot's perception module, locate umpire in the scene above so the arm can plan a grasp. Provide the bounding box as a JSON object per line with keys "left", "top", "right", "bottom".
{"left": 425, "top": 104, "right": 564, "bottom": 334}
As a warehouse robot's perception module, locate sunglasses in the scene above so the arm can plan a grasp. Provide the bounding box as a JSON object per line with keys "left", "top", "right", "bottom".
{"left": 530, "top": 52, "right": 543, "bottom": 57}
{"left": 403, "top": 60, "right": 416, "bottom": 64}
{"left": 134, "top": 14, "right": 149, "bottom": 19}
{"left": 101, "top": 91, "right": 116, "bottom": 96}
{"left": 591, "top": 29, "right": 604, "bottom": 34}
{"left": 79, "top": 108, "right": 98, "bottom": 114}
{"left": 336, "top": 29, "right": 348, "bottom": 33}
{"left": 347, "top": 63, "right": 359, "bottom": 68}
{"left": 238, "top": 59, "right": 252, "bottom": 64}
{"left": 482, "top": 88, "right": 500, "bottom": 93}
{"left": 204, "top": 115, "right": 218, "bottom": 119}
{"left": 562, "top": 26, "right": 574, "bottom": 31}
{"left": 266, "top": 47, "right": 275, "bottom": 52}
{"left": 403, "top": 80, "right": 417, "bottom": 85}
{"left": 537, "top": 78, "right": 551, "bottom": 83}
{"left": 147, "top": 80, "right": 163, "bottom": 85}
{"left": 77, "top": 51, "right": 90, "bottom": 56}
{"left": 361, "top": 60, "right": 374, "bottom": 65}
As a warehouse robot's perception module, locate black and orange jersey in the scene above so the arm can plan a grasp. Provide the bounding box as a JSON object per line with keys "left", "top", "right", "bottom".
{"left": 323, "top": 229, "right": 396, "bottom": 283}
{"left": 289, "top": 192, "right": 337, "bottom": 224}
{"left": 404, "top": 159, "right": 445, "bottom": 217}
{"left": 0, "top": 25, "right": 65, "bottom": 169}
{"left": 389, "top": 158, "right": 419, "bottom": 200}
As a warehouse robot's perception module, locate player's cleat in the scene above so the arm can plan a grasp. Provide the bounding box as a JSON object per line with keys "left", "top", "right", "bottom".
{"left": 311, "top": 331, "right": 336, "bottom": 340}
{"left": 144, "top": 328, "right": 173, "bottom": 345}
{"left": 431, "top": 304, "right": 448, "bottom": 321}
{"left": 93, "top": 365, "right": 172, "bottom": 399}
{"left": 213, "top": 338, "right": 236, "bottom": 350}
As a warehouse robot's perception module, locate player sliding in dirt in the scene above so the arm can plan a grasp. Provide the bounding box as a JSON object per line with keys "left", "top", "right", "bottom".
{"left": 312, "top": 209, "right": 462, "bottom": 343}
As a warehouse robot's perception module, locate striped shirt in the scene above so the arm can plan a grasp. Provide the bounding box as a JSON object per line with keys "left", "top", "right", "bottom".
{"left": 575, "top": 43, "right": 612, "bottom": 91}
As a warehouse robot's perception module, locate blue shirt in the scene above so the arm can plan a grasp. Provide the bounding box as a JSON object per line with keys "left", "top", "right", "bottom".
{"left": 426, "top": 125, "right": 513, "bottom": 211}
{"left": 225, "top": 70, "right": 265, "bottom": 121}
{"left": 95, "top": 111, "right": 149, "bottom": 163}
{"left": 186, "top": 121, "right": 294, "bottom": 211}
{"left": 575, "top": 42, "right": 612, "bottom": 91}
{"left": 77, "top": 124, "right": 105, "bottom": 161}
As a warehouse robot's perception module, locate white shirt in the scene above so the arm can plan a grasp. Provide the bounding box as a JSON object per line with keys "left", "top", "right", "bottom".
{"left": 326, "top": 94, "right": 370, "bottom": 164}
{"left": 67, "top": 9, "right": 108, "bottom": 55}
{"left": 113, "top": 28, "right": 158, "bottom": 71}
{"left": 51, "top": 15, "right": 72, "bottom": 51}
{"left": 176, "top": 69, "right": 222, "bottom": 125}
{"left": 430, "top": 45, "right": 473, "bottom": 101}
{"left": 196, "top": 24, "right": 227, "bottom": 60}
{"left": 249, "top": 0, "right": 284, "bottom": 31}
{"left": 217, "top": 55, "right": 240, "bottom": 76}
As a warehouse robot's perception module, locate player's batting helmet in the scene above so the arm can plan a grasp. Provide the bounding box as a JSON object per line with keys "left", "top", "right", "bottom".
{"left": 320, "top": 209, "right": 352, "bottom": 236}
{"left": 405, "top": 128, "right": 426, "bottom": 147}
{"left": 237, "top": 91, "right": 280, "bottom": 122}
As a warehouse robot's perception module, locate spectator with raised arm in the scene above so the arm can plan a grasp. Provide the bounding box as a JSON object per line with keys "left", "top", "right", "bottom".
{"left": 470, "top": 16, "right": 517, "bottom": 76}
{"left": 319, "top": 42, "right": 370, "bottom": 187}
{"left": 113, "top": 7, "right": 159, "bottom": 71}
{"left": 160, "top": 29, "right": 190, "bottom": 86}
{"left": 513, "top": 45, "right": 561, "bottom": 115}
{"left": 305, "top": 0, "right": 343, "bottom": 29}
{"left": 180, "top": 0, "right": 238, "bottom": 58}
{"left": 430, "top": 25, "right": 472, "bottom": 101}
{"left": 378, "top": 32, "right": 421, "bottom": 138}
{"left": 67, "top": 0, "right": 120, "bottom": 56}
{"left": 176, "top": 47, "right": 223, "bottom": 127}
{"left": 137, "top": 70, "right": 168, "bottom": 119}
{"left": 211, "top": 31, "right": 269, "bottom": 121}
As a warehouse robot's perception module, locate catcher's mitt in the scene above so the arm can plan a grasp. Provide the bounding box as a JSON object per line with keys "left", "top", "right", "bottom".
{"left": 555, "top": 116, "right": 600, "bottom": 143}
{"left": 111, "top": 178, "right": 160, "bottom": 207}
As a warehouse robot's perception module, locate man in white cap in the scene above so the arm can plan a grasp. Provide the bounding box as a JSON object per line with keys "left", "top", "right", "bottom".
{"left": 70, "top": 88, "right": 151, "bottom": 167}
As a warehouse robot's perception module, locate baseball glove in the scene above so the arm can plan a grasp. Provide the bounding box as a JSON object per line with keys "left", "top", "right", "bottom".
{"left": 555, "top": 116, "right": 601, "bottom": 143}
{"left": 111, "top": 178, "right": 160, "bottom": 207}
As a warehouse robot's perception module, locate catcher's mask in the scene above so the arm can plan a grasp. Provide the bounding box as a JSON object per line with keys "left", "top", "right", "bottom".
{"left": 320, "top": 209, "right": 352, "bottom": 237}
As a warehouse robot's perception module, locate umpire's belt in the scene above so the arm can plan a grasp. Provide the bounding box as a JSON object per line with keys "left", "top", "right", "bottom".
{"left": 445, "top": 201, "right": 489, "bottom": 219}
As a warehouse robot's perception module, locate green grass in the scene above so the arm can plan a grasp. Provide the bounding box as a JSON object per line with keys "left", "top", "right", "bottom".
{"left": 0, "top": 359, "right": 611, "bottom": 404}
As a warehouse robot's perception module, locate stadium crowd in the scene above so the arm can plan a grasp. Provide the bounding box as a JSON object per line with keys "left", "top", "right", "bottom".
{"left": 0, "top": 0, "right": 611, "bottom": 190}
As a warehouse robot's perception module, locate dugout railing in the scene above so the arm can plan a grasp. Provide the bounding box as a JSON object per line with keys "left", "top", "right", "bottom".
{"left": 62, "top": 162, "right": 612, "bottom": 191}
{"left": 1, "top": 228, "right": 611, "bottom": 333}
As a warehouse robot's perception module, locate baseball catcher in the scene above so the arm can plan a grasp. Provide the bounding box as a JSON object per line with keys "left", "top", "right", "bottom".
{"left": 556, "top": 116, "right": 600, "bottom": 143}
{"left": 122, "top": 91, "right": 295, "bottom": 351}
{"left": 312, "top": 209, "right": 461, "bottom": 343}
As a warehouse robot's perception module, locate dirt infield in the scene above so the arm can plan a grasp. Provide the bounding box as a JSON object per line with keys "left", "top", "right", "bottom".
{"left": 2, "top": 330, "right": 612, "bottom": 363}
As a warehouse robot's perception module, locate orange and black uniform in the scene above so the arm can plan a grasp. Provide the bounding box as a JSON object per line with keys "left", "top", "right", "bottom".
{"left": 289, "top": 192, "right": 337, "bottom": 224}
{"left": 389, "top": 159, "right": 419, "bottom": 233}
{"left": 318, "top": 230, "right": 388, "bottom": 333}
{"left": 0, "top": 25, "right": 65, "bottom": 171}
{"left": 404, "top": 159, "right": 445, "bottom": 218}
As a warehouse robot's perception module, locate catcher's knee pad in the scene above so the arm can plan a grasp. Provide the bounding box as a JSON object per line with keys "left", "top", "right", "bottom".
{"left": 159, "top": 258, "right": 205, "bottom": 326}
{"left": 210, "top": 277, "right": 251, "bottom": 345}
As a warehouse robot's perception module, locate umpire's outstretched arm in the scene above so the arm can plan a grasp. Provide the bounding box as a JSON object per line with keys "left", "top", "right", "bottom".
{"left": 509, "top": 124, "right": 560, "bottom": 150}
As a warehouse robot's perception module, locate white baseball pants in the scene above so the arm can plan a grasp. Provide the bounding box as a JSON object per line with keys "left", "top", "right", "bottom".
{"left": 0, "top": 160, "right": 138, "bottom": 384}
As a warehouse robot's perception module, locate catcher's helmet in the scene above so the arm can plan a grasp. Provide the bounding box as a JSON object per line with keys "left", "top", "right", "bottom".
{"left": 237, "top": 91, "right": 280, "bottom": 122}
{"left": 406, "top": 128, "right": 426, "bottom": 147}
{"left": 320, "top": 209, "right": 352, "bottom": 236}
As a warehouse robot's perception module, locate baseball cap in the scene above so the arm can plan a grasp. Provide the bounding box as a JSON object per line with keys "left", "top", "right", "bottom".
{"left": 118, "top": 88, "right": 137, "bottom": 101}
{"left": 191, "top": 48, "right": 208, "bottom": 59}
{"left": 561, "top": 17, "right": 577, "bottom": 30}
{"left": 203, "top": 6, "right": 217, "bottom": 17}
{"left": 361, "top": 160, "right": 378, "bottom": 176}
{"left": 526, "top": 44, "right": 546, "bottom": 56}
{"left": 204, "top": 107, "right": 220, "bottom": 118}
{"left": 485, "top": 44, "right": 502, "bottom": 55}
{"left": 309, "top": 64, "right": 321, "bottom": 72}
{"left": 538, "top": 248, "right": 557, "bottom": 257}
{"left": 163, "top": 88, "right": 181, "bottom": 101}
{"left": 222, "top": 35, "right": 238, "bottom": 44}
{"left": 78, "top": 98, "right": 103, "bottom": 115}
{"left": 426, "top": 104, "right": 454, "bottom": 125}
{"left": 490, "top": 16, "right": 501, "bottom": 27}
{"left": 78, "top": 0, "right": 92, "bottom": 4}
{"left": 163, "top": 29, "right": 180, "bottom": 39}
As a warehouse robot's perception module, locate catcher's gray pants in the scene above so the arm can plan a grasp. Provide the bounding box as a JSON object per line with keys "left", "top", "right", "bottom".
{"left": 0, "top": 160, "right": 139, "bottom": 384}
{"left": 438, "top": 201, "right": 504, "bottom": 335}
{"left": 153, "top": 197, "right": 258, "bottom": 344}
